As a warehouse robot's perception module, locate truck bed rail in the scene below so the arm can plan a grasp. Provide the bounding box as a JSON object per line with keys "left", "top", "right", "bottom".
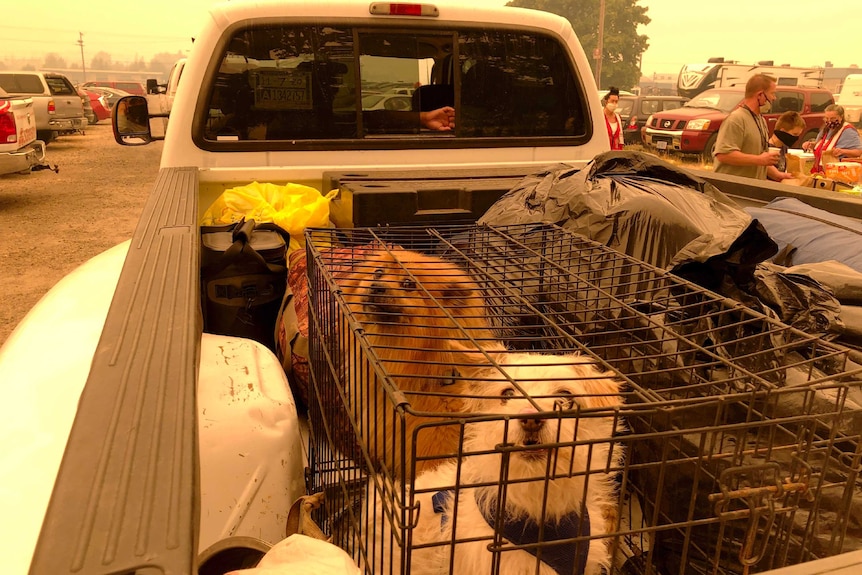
{"left": 30, "top": 167, "right": 201, "bottom": 575}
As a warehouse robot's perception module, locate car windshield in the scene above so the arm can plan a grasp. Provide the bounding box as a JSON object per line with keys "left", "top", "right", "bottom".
{"left": 685, "top": 91, "right": 741, "bottom": 112}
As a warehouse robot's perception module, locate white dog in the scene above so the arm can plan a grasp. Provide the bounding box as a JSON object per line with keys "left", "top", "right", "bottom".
{"left": 363, "top": 351, "right": 625, "bottom": 575}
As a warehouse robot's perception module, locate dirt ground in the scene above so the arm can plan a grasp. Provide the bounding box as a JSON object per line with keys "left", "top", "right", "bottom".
{"left": 0, "top": 124, "right": 163, "bottom": 347}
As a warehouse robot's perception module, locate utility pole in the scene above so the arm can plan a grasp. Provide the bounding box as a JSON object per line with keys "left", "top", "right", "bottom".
{"left": 77, "top": 32, "right": 86, "bottom": 83}
{"left": 594, "top": 0, "right": 606, "bottom": 88}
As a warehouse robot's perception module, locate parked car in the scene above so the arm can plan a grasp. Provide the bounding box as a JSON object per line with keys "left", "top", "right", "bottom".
{"left": 617, "top": 94, "right": 688, "bottom": 144}
{"left": 80, "top": 80, "right": 146, "bottom": 96}
{"left": 79, "top": 88, "right": 111, "bottom": 124}
{"left": 642, "top": 86, "right": 834, "bottom": 163}
{"left": 92, "top": 87, "right": 132, "bottom": 110}
{"left": 0, "top": 71, "right": 87, "bottom": 142}
{"left": 361, "top": 93, "right": 413, "bottom": 111}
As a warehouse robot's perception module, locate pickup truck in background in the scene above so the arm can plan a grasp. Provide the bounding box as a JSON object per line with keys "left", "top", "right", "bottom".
{"left": 0, "top": 88, "right": 52, "bottom": 175}
{"left": 145, "top": 57, "right": 186, "bottom": 136}
{"left": 146, "top": 57, "right": 186, "bottom": 110}
{"left": 0, "top": 71, "right": 87, "bottom": 143}
{"left": 642, "top": 85, "right": 834, "bottom": 163}
{"left": 2, "top": 2, "right": 861, "bottom": 575}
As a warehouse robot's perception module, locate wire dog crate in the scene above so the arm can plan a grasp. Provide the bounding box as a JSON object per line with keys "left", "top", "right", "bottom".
{"left": 304, "top": 223, "right": 862, "bottom": 575}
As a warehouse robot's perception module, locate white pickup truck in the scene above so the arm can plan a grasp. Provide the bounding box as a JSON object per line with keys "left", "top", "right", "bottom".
{"left": 2, "top": 2, "right": 862, "bottom": 575}
{"left": 0, "top": 88, "right": 51, "bottom": 175}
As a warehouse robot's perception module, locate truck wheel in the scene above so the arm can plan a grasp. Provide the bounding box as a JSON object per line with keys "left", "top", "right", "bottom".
{"left": 702, "top": 133, "right": 718, "bottom": 165}
{"left": 37, "top": 130, "right": 55, "bottom": 145}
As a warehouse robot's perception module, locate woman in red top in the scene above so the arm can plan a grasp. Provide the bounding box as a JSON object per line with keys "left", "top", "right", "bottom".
{"left": 602, "top": 86, "right": 625, "bottom": 151}
{"left": 802, "top": 104, "right": 862, "bottom": 173}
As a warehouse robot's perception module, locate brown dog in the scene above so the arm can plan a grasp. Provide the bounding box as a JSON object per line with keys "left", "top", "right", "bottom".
{"left": 335, "top": 247, "right": 503, "bottom": 478}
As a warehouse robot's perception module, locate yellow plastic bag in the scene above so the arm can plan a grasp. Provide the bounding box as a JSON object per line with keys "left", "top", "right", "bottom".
{"left": 201, "top": 181, "right": 338, "bottom": 253}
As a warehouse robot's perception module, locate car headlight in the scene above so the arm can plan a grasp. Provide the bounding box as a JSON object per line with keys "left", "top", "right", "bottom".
{"left": 686, "top": 119, "right": 711, "bottom": 131}
{"left": 645, "top": 114, "right": 654, "bottom": 127}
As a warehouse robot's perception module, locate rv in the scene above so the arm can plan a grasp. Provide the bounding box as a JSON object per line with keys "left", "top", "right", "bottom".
{"left": 838, "top": 73, "right": 862, "bottom": 125}
{"left": 677, "top": 59, "right": 823, "bottom": 98}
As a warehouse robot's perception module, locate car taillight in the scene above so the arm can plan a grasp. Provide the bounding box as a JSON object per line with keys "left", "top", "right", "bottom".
{"left": 47, "top": 99, "right": 56, "bottom": 114}
{"left": 369, "top": 2, "right": 439, "bottom": 16}
{"left": 0, "top": 111, "right": 17, "bottom": 143}
{"left": 628, "top": 115, "right": 638, "bottom": 128}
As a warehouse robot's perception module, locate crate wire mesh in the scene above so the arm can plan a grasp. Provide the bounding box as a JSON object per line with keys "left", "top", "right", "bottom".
{"left": 303, "top": 223, "right": 862, "bottom": 575}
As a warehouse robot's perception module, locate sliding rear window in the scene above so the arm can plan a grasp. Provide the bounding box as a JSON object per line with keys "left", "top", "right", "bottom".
{"left": 197, "top": 22, "right": 590, "bottom": 149}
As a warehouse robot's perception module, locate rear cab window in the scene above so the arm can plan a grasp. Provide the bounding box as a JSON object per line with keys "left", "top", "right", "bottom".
{"left": 195, "top": 22, "right": 591, "bottom": 149}
{"left": 45, "top": 76, "right": 76, "bottom": 96}
{"left": 0, "top": 73, "right": 45, "bottom": 95}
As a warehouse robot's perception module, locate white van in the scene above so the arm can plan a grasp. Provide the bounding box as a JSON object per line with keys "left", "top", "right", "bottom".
{"left": 839, "top": 74, "right": 862, "bottom": 125}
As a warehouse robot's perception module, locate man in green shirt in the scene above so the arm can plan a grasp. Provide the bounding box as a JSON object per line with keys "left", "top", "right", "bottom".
{"left": 713, "top": 74, "right": 780, "bottom": 179}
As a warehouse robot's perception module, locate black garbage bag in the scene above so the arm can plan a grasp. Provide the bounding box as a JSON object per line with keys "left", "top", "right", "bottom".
{"left": 480, "top": 151, "right": 778, "bottom": 291}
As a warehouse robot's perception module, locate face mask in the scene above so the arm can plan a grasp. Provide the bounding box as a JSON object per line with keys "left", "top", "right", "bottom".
{"left": 774, "top": 130, "right": 798, "bottom": 147}
{"left": 825, "top": 119, "right": 841, "bottom": 130}
{"left": 606, "top": 102, "right": 618, "bottom": 112}
{"left": 759, "top": 97, "right": 772, "bottom": 114}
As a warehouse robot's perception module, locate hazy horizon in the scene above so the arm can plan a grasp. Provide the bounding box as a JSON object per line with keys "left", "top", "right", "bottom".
{"left": 4, "top": 0, "right": 860, "bottom": 78}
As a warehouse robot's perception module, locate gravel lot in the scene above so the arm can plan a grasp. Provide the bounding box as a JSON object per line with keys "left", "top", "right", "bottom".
{"left": 0, "top": 124, "right": 163, "bottom": 346}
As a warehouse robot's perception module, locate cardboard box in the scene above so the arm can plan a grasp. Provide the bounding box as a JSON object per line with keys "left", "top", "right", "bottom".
{"left": 798, "top": 176, "right": 856, "bottom": 191}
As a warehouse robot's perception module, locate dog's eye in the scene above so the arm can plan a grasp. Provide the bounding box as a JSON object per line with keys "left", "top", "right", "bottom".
{"left": 554, "top": 389, "right": 576, "bottom": 410}
{"left": 401, "top": 278, "right": 416, "bottom": 290}
{"left": 501, "top": 387, "right": 515, "bottom": 404}
{"left": 373, "top": 268, "right": 384, "bottom": 280}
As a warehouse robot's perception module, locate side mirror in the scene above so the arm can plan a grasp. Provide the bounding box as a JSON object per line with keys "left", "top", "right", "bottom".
{"left": 112, "top": 95, "right": 155, "bottom": 145}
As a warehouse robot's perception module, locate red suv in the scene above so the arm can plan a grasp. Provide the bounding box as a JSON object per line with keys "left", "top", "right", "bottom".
{"left": 642, "top": 87, "right": 834, "bottom": 163}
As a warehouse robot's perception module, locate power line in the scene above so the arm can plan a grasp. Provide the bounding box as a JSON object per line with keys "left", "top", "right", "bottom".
{"left": 0, "top": 24, "right": 188, "bottom": 42}
{"left": 3, "top": 36, "right": 186, "bottom": 46}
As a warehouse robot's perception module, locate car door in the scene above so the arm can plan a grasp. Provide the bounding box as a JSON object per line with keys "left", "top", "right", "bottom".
{"left": 44, "top": 74, "right": 84, "bottom": 121}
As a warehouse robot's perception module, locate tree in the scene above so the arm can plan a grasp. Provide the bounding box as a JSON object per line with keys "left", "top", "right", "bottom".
{"left": 44, "top": 53, "right": 67, "bottom": 69}
{"left": 506, "top": 0, "right": 650, "bottom": 91}
{"left": 90, "top": 51, "right": 113, "bottom": 71}
{"left": 148, "top": 51, "right": 186, "bottom": 77}
{"left": 127, "top": 56, "right": 148, "bottom": 72}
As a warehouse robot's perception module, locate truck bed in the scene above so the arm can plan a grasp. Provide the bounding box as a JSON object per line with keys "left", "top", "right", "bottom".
{"left": 28, "top": 160, "right": 862, "bottom": 574}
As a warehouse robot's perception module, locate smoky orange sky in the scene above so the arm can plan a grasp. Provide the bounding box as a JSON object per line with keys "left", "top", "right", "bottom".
{"left": 3, "top": 0, "right": 860, "bottom": 77}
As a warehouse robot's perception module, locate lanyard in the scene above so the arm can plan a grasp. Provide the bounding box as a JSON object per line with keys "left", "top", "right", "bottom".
{"left": 743, "top": 105, "right": 768, "bottom": 152}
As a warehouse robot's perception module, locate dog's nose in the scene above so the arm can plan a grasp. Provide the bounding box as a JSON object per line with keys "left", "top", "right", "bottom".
{"left": 518, "top": 407, "right": 544, "bottom": 432}
{"left": 368, "top": 282, "right": 386, "bottom": 296}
